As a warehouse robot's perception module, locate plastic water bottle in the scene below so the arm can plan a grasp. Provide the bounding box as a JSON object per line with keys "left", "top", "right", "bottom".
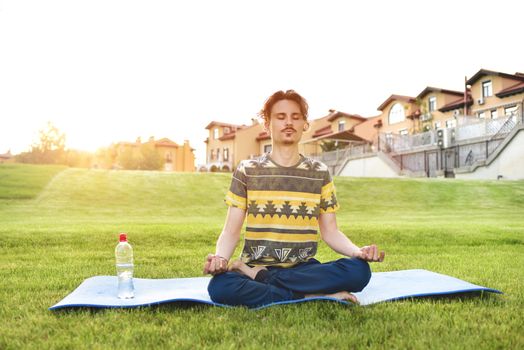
{"left": 115, "top": 233, "right": 134, "bottom": 299}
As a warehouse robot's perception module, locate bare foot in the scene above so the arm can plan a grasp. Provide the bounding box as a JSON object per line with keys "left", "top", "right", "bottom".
{"left": 305, "top": 291, "right": 359, "bottom": 304}
{"left": 229, "top": 260, "right": 267, "bottom": 280}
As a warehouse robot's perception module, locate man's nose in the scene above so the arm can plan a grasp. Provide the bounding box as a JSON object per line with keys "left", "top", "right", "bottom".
{"left": 285, "top": 116, "right": 293, "bottom": 125}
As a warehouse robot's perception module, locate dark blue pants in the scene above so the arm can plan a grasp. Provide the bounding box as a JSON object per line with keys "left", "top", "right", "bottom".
{"left": 208, "top": 258, "right": 371, "bottom": 308}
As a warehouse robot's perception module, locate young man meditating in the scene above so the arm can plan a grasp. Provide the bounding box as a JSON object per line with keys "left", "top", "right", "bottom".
{"left": 204, "top": 90, "right": 385, "bottom": 308}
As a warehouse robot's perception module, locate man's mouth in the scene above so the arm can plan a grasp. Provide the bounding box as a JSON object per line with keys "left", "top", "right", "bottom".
{"left": 282, "top": 128, "right": 296, "bottom": 134}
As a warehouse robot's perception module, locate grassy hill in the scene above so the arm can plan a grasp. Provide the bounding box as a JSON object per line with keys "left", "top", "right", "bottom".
{"left": 0, "top": 164, "right": 523, "bottom": 349}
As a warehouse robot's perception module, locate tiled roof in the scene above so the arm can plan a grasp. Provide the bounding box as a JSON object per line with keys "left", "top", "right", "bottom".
{"left": 219, "top": 133, "right": 236, "bottom": 141}
{"left": 0, "top": 151, "right": 12, "bottom": 159}
{"left": 377, "top": 94, "right": 416, "bottom": 111}
{"left": 496, "top": 80, "right": 524, "bottom": 98}
{"left": 311, "top": 129, "right": 368, "bottom": 143}
{"left": 205, "top": 121, "right": 242, "bottom": 130}
{"left": 312, "top": 125, "right": 332, "bottom": 138}
{"left": 416, "top": 86, "right": 464, "bottom": 99}
{"left": 438, "top": 95, "right": 473, "bottom": 112}
{"left": 155, "top": 138, "right": 179, "bottom": 147}
{"left": 466, "top": 69, "right": 524, "bottom": 85}
{"left": 327, "top": 110, "right": 366, "bottom": 122}
{"left": 256, "top": 131, "right": 270, "bottom": 141}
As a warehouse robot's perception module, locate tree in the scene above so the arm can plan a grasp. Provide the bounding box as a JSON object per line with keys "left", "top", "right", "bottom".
{"left": 320, "top": 140, "right": 345, "bottom": 152}
{"left": 94, "top": 144, "right": 118, "bottom": 169}
{"left": 117, "top": 146, "right": 139, "bottom": 170}
{"left": 16, "top": 121, "right": 67, "bottom": 164}
{"left": 138, "top": 143, "right": 164, "bottom": 170}
{"left": 116, "top": 142, "right": 164, "bottom": 171}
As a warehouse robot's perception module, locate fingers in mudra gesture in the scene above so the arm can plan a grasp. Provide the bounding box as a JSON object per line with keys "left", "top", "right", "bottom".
{"left": 203, "top": 254, "right": 229, "bottom": 275}
{"left": 358, "top": 244, "right": 385, "bottom": 262}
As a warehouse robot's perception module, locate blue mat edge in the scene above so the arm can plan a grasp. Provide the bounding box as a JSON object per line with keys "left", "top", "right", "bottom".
{"left": 49, "top": 287, "right": 502, "bottom": 311}
{"left": 253, "top": 287, "right": 502, "bottom": 310}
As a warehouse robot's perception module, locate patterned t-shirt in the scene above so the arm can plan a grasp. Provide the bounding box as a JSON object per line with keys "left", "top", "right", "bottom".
{"left": 224, "top": 153, "right": 339, "bottom": 267}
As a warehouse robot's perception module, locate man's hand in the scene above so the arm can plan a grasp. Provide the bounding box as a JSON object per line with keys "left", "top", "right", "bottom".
{"left": 203, "top": 254, "right": 229, "bottom": 275}
{"left": 358, "top": 244, "right": 385, "bottom": 262}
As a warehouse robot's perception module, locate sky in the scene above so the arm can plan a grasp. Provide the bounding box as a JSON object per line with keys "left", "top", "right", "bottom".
{"left": 1, "top": 0, "right": 523, "bottom": 166}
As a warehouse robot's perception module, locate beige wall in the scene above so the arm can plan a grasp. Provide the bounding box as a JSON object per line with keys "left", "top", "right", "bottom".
{"left": 299, "top": 116, "right": 332, "bottom": 156}
{"left": 419, "top": 91, "right": 465, "bottom": 129}
{"left": 469, "top": 74, "right": 524, "bottom": 118}
{"left": 176, "top": 141, "right": 196, "bottom": 172}
{"left": 378, "top": 100, "right": 418, "bottom": 135}
{"left": 353, "top": 115, "right": 381, "bottom": 144}
{"left": 328, "top": 115, "right": 362, "bottom": 131}
{"left": 233, "top": 123, "right": 264, "bottom": 166}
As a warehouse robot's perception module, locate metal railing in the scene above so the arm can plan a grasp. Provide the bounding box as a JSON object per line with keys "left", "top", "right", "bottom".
{"left": 379, "top": 113, "right": 521, "bottom": 154}
{"left": 311, "top": 142, "right": 374, "bottom": 164}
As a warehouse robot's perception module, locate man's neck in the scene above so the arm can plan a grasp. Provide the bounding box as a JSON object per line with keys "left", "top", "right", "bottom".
{"left": 269, "top": 145, "right": 300, "bottom": 167}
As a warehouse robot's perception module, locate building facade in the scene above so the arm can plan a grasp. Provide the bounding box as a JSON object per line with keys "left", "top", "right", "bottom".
{"left": 203, "top": 68, "right": 523, "bottom": 172}
{"left": 112, "top": 137, "right": 195, "bottom": 172}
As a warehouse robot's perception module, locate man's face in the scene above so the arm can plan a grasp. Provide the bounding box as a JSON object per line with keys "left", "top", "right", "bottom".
{"left": 266, "top": 99, "right": 307, "bottom": 145}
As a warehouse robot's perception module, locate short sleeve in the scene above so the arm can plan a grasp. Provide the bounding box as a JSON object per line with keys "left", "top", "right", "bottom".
{"left": 319, "top": 169, "right": 339, "bottom": 214}
{"left": 224, "top": 161, "right": 248, "bottom": 210}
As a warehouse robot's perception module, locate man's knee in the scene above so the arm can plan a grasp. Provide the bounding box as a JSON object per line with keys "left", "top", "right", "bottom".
{"left": 207, "top": 272, "right": 245, "bottom": 305}
{"left": 337, "top": 258, "right": 371, "bottom": 292}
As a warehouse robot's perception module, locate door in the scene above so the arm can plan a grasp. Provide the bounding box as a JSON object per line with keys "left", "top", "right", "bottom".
{"left": 426, "top": 151, "right": 438, "bottom": 177}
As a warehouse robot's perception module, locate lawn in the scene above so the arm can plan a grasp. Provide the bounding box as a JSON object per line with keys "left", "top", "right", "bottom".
{"left": 0, "top": 163, "right": 523, "bottom": 349}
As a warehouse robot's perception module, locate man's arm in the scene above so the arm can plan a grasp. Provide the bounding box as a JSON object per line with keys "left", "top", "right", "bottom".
{"left": 203, "top": 206, "right": 246, "bottom": 275}
{"left": 319, "top": 212, "right": 385, "bottom": 262}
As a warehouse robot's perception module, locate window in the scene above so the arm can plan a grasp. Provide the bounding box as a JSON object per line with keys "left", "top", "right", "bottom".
{"left": 264, "top": 144, "right": 272, "bottom": 153}
{"left": 504, "top": 105, "right": 518, "bottom": 117}
{"left": 398, "top": 129, "right": 408, "bottom": 136}
{"left": 210, "top": 149, "right": 215, "bottom": 161}
{"left": 445, "top": 119, "right": 457, "bottom": 128}
{"left": 216, "top": 148, "right": 220, "bottom": 161}
{"left": 491, "top": 110, "right": 498, "bottom": 119}
{"left": 223, "top": 148, "right": 229, "bottom": 161}
{"left": 338, "top": 120, "right": 346, "bottom": 132}
{"left": 482, "top": 81, "right": 492, "bottom": 98}
{"left": 385, "top": 132, "right": 393, "bottom": 145}
{"left": 434, "top": 121, "right": 441, "bottom": 129}
{"left": 165, "top": 152, "right": 172, "bottom": 163}
{"left": 388, "top": 103, "right": 405, "bottom": 124}
{"left": 478, "top": 112, "right": 485, "bottom": 119}
{"left": 214, "top": 128, "right": 219, "bottom": 140}
{"left": 505, "top": 105, "right": 518, "bottom": 122}
{"left": 428, "top": 96, "right": 437, "bottom": 112}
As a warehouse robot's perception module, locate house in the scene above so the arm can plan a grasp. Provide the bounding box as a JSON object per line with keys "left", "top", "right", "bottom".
{"left": 114, "top": 137, "right": 195, "bottom": 171}
{"left": 204, "top": 111, "right": 369, "bottom": 171}
{"left": 204, "top": 121, "right": 249, "bottom": 172}
{"left": 0, "top": 150, "right": 13, "bottom": 164}
{"left": 415, "top": 87, "right": 468, "bottom": 130}
{"left": 300, "top": 110, "right": 369, "bottom": 155}
{"left": 203, "top": 68, "right": 523, "bottom": 178}
{"left": 465, "top": 69, "right": 524, "bottom": 121}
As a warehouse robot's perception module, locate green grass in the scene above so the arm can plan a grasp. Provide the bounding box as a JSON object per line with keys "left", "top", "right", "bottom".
{"left": 0, "top": 164, "right": 523, "bottom": 349}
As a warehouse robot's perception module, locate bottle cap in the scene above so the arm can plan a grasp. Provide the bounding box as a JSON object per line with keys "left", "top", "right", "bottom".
{"left": 119, "top": 233, "right": 127, "bottom": 242}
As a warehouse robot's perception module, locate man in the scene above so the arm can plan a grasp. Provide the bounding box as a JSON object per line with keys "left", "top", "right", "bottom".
{"left": 204, "top": 90, "right": 384, "bottom": 308}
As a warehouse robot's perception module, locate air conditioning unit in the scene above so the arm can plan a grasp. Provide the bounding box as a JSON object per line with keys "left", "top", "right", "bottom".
{"left": 421, "top": 113, "right": 432, "bottom": 122}
{"left": 477, "top": 98, "right": 485, "bottom": 105}
{"left": 436, "top": 128, "right": 452, "bottom": 148}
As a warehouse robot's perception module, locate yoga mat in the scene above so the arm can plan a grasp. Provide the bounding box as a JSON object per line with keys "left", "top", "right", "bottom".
{"left": 49, "top": 269, "right": 501, "bottom": 311}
